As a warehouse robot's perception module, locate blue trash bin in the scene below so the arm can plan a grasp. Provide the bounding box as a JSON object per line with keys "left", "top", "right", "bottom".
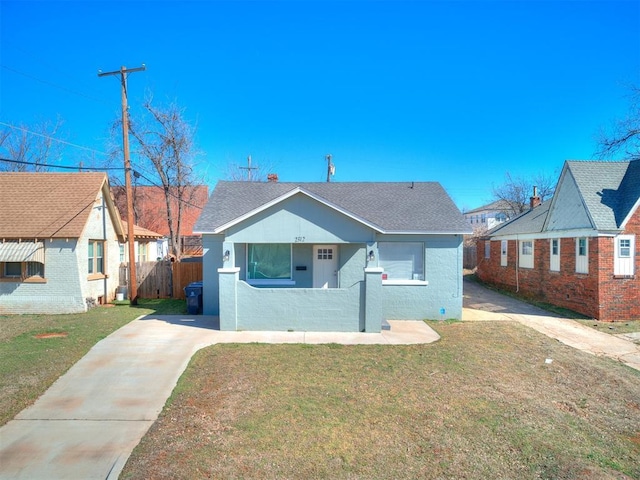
{"left": 184, "top": 281, "right": 203, "bottom": 314}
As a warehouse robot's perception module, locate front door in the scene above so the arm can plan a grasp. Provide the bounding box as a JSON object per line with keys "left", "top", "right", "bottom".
{"left": 313, "top": 245, "right": 338, "bottom": 288}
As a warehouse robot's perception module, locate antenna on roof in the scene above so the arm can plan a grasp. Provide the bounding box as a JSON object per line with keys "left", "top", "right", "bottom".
{"left": 326, "top": 154, "right": 335, "bottom": 182}
{"left": 239, "top": 155, "right": 258, "bottom": 181}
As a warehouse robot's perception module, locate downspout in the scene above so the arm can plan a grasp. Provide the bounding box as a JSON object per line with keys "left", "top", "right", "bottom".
{"left": 515, "top": 234, "right": 519, "bottom": 293}
{"left": 102, "top": 194, "right": 108, "bottom": 303}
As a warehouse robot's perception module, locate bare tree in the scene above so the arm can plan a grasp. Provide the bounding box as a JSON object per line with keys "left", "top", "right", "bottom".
{"left": 127, "top": 97, "right": 201, "bottom": 260}
{"left": 596, "top": 85, "right": 640, "bottom": 161}
{"left": 0, "top": 118, "right": 64, "bottom": 171}
{"left": 492, "top": 170, "right": 556, "bottom": 217}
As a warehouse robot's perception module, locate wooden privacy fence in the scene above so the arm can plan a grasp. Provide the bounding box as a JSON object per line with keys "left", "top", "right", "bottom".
{"left": 119, "top": 260, "right": 203, "bottom": 299}
{"left": 172, "top": 261, "right": 203, "bottom": 299}
{"left": 463, "top": 245, "right": 477, "bottom": 270}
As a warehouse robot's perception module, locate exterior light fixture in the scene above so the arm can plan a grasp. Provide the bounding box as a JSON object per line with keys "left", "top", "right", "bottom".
{"left": 368, "top": 250, "right": 375, "bottom": 262}
{"left": 223, "top": 250, "right": 230, "bottom": 262}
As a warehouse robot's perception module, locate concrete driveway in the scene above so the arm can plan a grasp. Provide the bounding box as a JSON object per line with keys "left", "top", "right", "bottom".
{"left": 0, "top": 315, "right": 438, "bottom": 480}
{"left": 463, "top": 277, "right": 640, "bottom": 372}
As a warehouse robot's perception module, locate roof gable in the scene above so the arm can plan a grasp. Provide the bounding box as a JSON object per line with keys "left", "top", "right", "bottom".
{"left": 0, "top": 172, "right": 124, "bottom": 239}
{"left": 544, "top": 166, "right": 594, "bottom": 231}
{"left": 487, "top": 159, "right": 640, "bottom": 238}
{"left": 195, "top": 181, "right": 471, "bottom": 235}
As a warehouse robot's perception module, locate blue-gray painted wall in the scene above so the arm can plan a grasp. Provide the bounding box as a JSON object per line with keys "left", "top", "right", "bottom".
{"left": 201, "top": 192, "right": 464, "bottom": 327}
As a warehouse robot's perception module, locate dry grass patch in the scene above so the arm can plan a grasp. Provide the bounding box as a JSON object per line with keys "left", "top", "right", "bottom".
{"left": 0, "top": 299, "right": 187, "bottom": 426}
{"left": 122, "top": 321, "right": 640, "bottom": 479}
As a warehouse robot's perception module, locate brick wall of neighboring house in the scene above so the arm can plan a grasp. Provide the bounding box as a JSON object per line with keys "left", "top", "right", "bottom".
{"left": 597, "top": 209, "right": 640, "bottom": 321}
{"left": 476, "top": 228, "right": 639, "bottom": 321}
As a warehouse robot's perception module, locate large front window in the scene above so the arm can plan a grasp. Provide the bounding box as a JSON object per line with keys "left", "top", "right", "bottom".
{"left": 247, "top": 244, "right": 292, "bottom": 281}
{"left": 379, "top": 242, "right": 424, "bottom": 281}
{"left": 88, "top": 240, "right": 105, "bottom": 275}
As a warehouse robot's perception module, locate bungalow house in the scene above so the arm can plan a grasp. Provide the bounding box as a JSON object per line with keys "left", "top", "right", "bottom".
{"left": 120, "top": 223, "right": 167, "bottom": 263}
{"left": 194, "top": 181, "right": 472, "bottom": 332}
{"left": 0, "top": 172, "right": 124, "bottom": 314}
{"left": 476, "top": 159, "right": 640, "bottom": 321}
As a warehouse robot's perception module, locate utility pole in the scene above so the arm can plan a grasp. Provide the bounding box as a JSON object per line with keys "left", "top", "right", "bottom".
{"left": 98, "top": 64, "right": 145, "bottom": 305}
{"left": 240, "top": 154, "right": 258, "bottom": 181}
{"left": 326, "top": 153, "right": 334, "bottom": 182}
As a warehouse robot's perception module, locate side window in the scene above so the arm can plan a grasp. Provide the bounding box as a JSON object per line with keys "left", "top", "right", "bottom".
{"left": 379, "top": 242, "right": 424, "bottom": 281}
{"left": 575, "top": 237, "right": 588, "bottom": 274}
{"left": 614, "top": 235, "right": 635, "bottom": 276}
{"left": 500, "top": 240, "right": 508, "bottom": 266}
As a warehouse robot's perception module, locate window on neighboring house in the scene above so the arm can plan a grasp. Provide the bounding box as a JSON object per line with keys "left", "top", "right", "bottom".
{"left": 0, "top": 242, "right": 46, "bottom": 281}
{"left": 484, "top": 241, "right": 491, "bottom": 259}
{"left": 500, "top": 240, "right": 508, "bottom": 266}
{"left": 614, "top": 235, "right": 635, "bottom": 276}
{"left": 550, "top": 238, "right": 560, "bottom": 271}
{"left": 88, "top": 240, "right": 105, "bottom": 275}
{"left": 481, "top": 214, "right": 486, "bottom": 223}
{"left": 379, "top": 242, "right": 424, "bottom": 281}
{"left": 138, "top": 243, "right": 148, "bottom": 262}
{"left": 1, "top": 262, "right": 44, "bottom": 280}
{"left": 119, "top": 244, "right": 125, "bottom": 263}
{"left": 247, "top": 243, "right": 292, "bottom": 283}
{"left": 519, "top": 240, "right": 534, "bottom": 268}
{"left": 576, "top": 237, "right": 588, "bottom": 274}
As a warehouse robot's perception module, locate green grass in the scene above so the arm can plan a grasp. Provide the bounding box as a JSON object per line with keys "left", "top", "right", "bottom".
{"left": 121, "top": 321, "right": 640, "bottom": 479}
{"left": 0, "top": 298, "right": 187, "bottom": 426}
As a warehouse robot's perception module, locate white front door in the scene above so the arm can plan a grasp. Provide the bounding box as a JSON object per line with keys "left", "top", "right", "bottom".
{"left": 313, "top": 245, "right": 338, "bottom": 288}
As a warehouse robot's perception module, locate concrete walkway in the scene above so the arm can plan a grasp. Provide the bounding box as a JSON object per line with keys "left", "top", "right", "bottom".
{"left": 463, "top": 277, "right": 640, "bottom": 372}
{"left": 0, "top": 316, "right": 438, "bottom": 480}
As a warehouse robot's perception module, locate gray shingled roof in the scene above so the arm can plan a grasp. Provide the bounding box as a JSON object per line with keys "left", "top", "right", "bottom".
{"left": 195, "top": 181, "right": 471, "bottom": 234}
{"left": 485, "top": 159, "right": 640, "bottom": 237}
{"left": 567, "top": 160, "right": 640, "bottom": 229}
{"left": 486, "top": 201, "right": 551, "bottom": 236}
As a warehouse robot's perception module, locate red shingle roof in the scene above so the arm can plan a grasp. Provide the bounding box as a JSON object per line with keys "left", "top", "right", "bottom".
{"left": 112, "top": 185, "right": 208, "bottom": 237}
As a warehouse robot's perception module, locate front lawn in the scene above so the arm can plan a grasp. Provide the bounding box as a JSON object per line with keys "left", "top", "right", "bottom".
{"left": 121, "top": 321, "right": 640, "bottom": 479}
{"left": 0, "top": 299, "right": 186, "bottom": 426}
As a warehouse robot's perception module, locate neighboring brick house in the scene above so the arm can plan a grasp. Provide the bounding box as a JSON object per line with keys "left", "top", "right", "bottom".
{"left": 0, "top": 172, "right": 124, "bottom": 314}
{"left": 477, "top": 160, "right": 640, "bottom": 321}
{"left": 112, "top": 185, "right": 208, "bottom": 258}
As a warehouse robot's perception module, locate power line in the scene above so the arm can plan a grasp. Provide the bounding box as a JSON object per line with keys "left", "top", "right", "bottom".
{"left": 132, "top": 170, "right": 204, "bottom": 210}
{"left": 0, "top": 157, "right": 122, "bottom": 171}
{"left": 1, "top": 65, "right": 111, "bottom": 105}
{"left": 0, "top": 121, "right": 110, "bottom": 157}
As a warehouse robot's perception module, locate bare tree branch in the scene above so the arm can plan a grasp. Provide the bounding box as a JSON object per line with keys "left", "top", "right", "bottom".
{"left": 0, "top": 118, "right": 64, "bottom": 171}
{"left": 596, "top": 85, "right": 640, "bottom": 161}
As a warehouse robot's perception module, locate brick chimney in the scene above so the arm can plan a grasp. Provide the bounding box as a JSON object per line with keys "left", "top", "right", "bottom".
{"left": 267, "top": 173, "right": 279, "bottom": 182}
{"left": 530, "top": 186, "right": 541, "bottom": 209}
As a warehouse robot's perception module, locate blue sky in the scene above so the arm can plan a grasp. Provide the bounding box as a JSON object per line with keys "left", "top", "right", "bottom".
{"left": 1, "top": 0, "right": 639, "bottom": 210}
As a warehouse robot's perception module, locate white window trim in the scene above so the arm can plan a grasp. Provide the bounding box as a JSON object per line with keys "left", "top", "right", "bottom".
{"left": 382, "top": 279, "right": 429, "bottom": 286}
{"left": 246, "top": 243, "right": 293, "bottom": 283}
{"left": 519, "top": 240, "right": 534, "bottom": 269}
{"left": 575, "top": 237, "right": 589, "bottom": 274}
{"left": 614, "top": 234, "right": 635, "bottom": 276}
{"left": 378, "top": 241, "right": 425, "bottom": 282}
{"left": 500, "top": 240, "right": 508, "bottom": 267}
{"left": 550, "top": 238, "right": 560, "bottom": 272}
